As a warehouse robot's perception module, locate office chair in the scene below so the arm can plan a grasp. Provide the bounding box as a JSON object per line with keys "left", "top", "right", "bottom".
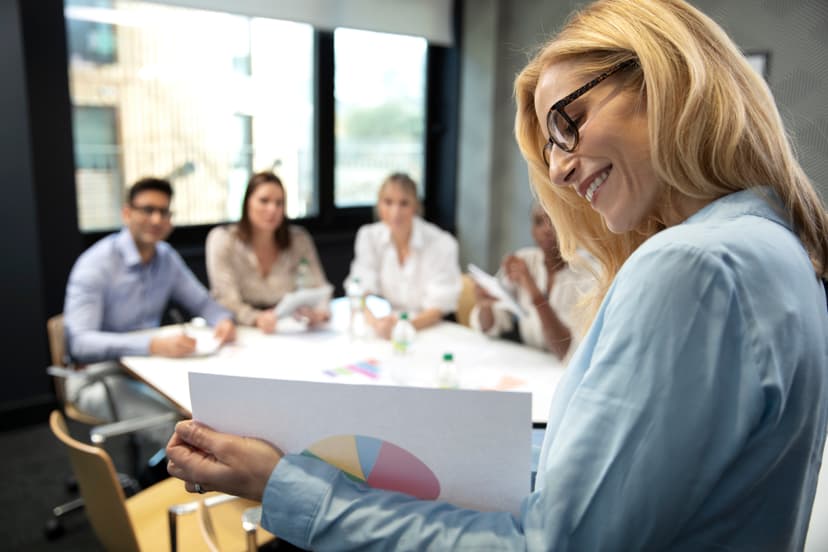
{"left": 50, "top": 410, "right": 274, "bottom": 551}
{"left": 45, "top": 313, "right": 178, "bottom": 538}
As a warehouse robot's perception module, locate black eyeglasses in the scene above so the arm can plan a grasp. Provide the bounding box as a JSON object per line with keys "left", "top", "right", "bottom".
{"left": 542, "top": 59, "right": 638, "bottom": 166}
{"left": 130, "top": 204, "right": 173, "bottom": 219}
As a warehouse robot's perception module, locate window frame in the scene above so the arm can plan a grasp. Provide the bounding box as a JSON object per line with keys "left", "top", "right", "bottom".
{"left": 77, "top": 27, "right": 459, "bottom": 250}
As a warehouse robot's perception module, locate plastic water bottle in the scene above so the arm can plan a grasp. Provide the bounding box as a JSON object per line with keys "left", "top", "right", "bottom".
{"left": 345, "top": 277, "right": 365, "bottom": 339}
{"left": 391, "top": 312, "right": 416, "bottom": 355}
{"left": 436, "top": 352, "right": 459, "bottom": 388}
{"left": 295, "top": 257, "right": 310, "bottom": 290}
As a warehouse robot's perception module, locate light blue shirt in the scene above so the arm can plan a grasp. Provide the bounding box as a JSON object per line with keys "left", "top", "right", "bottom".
{"left": 261, "top": 190, "right": 828, "bottom": 551}
{"left": 64, "top": 228, "right": 232, "bottom": 363}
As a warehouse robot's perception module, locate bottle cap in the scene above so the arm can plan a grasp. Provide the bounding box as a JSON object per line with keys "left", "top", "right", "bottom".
{"left": 442, "top": 352, "right": 453, "bottom": 361}
{"left": 400, "top": 312, "right": 409, "bottom": 320}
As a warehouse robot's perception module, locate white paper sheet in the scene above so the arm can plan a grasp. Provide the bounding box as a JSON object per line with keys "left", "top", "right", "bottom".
{"left": 467, "top": 263, "right": 526, "bottom": 317}
{"left": 274, "top": 284, "right": 334, "bottom": 318}
{"left": 189, "top": 372, "right": 532, "bottom": 515}
{"left": 192, "top": 334, "right": 221, "bottom": 356}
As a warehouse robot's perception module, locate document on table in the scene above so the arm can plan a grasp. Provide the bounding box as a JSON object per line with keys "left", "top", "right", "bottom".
{"left": 192, "top": 334, "right": 221, "bottom": 356}
{"left": 467, "top": 263, "right": 526, "bottom": 317}
{"left": 274, "top": 284, "right": 334, "bottom": 318}
{"left": 189, "top": 372, "right": 532, "bottom": 515}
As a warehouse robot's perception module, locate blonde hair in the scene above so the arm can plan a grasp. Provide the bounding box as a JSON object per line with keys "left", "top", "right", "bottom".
{"left": 515, "top": 0, "right": 828, "bottom": 319}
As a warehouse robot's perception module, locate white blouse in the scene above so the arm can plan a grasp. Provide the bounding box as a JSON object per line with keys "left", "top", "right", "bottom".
{"left": 470, "top": 246, "right": 592, "bottom": 362}
{"left": 346, "top": 217, "right": 462, "bottom": 316}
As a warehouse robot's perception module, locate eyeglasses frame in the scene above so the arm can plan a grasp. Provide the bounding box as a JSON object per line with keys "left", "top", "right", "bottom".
{"left": 130, "top": 203, "right": 173, "bottom": 219}
{"left": 542, "top": 58, "right": 638, "bottom": 165}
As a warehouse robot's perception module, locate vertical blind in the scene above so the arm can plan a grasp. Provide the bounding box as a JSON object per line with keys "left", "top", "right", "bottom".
{"left": 147, "top": 0, "right": 455, "bottom": 45}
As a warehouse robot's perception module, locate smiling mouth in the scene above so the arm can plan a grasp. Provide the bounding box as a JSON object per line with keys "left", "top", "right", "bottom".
{"left": 579, "top": 168, "right": 610, "bottom": 203}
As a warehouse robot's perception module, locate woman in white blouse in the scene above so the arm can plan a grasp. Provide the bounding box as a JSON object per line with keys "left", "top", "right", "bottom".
{"left": 205, "top": 171, "right": 330, "bottom": 333}
{"left": 471, "top": 202, "right": 590, "bottom": 362}
{"left": 346, "top": 173, "right": 462, "bottom": 339}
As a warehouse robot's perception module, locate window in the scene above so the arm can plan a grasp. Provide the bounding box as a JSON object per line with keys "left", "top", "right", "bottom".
{"left": 64, "top": 0, "right": 315, "bottom": 231}
{"left": 73, "top": 105, "right": 122, "bottom": 230}
{"left": 334, "top": 29, "right": 427, "bottom": 207}
{"left": 65, "top": 0, "right": 117, "bottom": 65}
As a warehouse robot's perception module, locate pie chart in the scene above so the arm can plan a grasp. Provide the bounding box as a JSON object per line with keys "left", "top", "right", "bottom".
{"left": 302, "top": 434, "right": 440, "bottom": 500}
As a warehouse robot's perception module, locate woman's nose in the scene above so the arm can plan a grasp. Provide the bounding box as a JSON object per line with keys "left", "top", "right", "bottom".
{"left": 547, "top": 147, "right": 577, "bottom": 188}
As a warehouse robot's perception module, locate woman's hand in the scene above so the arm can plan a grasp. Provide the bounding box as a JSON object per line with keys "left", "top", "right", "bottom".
{"left": 255, "top": 310, "right": 278, "bottom": 334}
{"left": 474, "top": 283, "right": 497, "bottom": 308}
{"left": 166, "top": 420, "right": 283, "bottom": 502}
{"left": 372, "top": 314, "right": 398, "bottom": 340}
{"left": 503, "top": 255, "right": 540, "bottom": 296}
{"left": 294, "top": 306, "right": 331, "bottom": 328}
{"left": 473, "top": 284, "right": 497, "bottom": 332}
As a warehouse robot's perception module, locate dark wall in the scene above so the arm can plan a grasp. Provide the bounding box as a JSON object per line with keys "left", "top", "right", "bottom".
{"left": 0, "top": 0, "right": 54, "bottom": 425}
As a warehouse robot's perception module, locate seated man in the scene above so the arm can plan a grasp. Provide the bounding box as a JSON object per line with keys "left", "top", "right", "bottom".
{"left": 63, "top": 177, "right": 235, "bottom": 457}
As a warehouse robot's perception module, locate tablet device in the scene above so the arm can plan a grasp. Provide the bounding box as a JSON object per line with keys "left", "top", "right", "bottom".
{"left": 274, "top": 284, "right": 334, "bottom": 318}
{"left": 467, "top": 263, "right": 526, "bottom": 317}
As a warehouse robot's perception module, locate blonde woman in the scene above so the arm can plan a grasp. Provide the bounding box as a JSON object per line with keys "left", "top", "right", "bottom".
{"left": 346, "top": 172, "right": 461, "bottom": 339}
{"left": 167, "top": 1, "right": 828, "bottom": 549}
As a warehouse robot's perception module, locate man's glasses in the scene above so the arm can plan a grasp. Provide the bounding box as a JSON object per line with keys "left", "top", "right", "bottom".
{"left": 542, "top": 59, "right": 638, "bottom": 166}
{"left": 130, "top": 204, "right": 173, "bottom": 219}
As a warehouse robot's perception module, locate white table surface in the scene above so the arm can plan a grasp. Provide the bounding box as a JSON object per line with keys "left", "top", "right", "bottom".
{"left": 121, "top": 302, "right": 565, "bottom": 424}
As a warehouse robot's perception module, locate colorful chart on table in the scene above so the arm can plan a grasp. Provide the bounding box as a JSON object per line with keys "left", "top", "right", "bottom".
{"left": 302, "top": 434, "right": 440, "bottom": 500}
{"left": 323, "top": 359, "right": 380, "bottom": 379}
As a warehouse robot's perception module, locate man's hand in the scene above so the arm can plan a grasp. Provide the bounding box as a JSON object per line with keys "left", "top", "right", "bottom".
{"left": 213, "top": 318, "right": 236, "bottom": 343}
{"left": 150, "top": 334, "right": 197, "bottom": 357}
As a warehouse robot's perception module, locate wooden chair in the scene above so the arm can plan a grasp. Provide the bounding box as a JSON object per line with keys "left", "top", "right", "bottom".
{"left": 47, "top": 314, "right": 103, "bottom": 425}
{"left": 45, "top": 313, "right": 178, "bottom": 538}
{"left": 456, "top": 274, "right": 477, "bottom": 327}
{"left": 50, "top": 410, "right": 275, "bottom": 552}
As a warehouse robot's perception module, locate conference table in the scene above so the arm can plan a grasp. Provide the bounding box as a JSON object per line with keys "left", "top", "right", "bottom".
{"left": 120, "top": 300, "right": 566, "bottom": 425}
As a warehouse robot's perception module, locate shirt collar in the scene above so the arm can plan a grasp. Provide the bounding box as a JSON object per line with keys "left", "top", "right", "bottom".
{"left": 410, "top": 217, "right": 425, "bottom": 249}
{"left": 380, "top": 216, "right": 425, "bottom": 250}
{"left": 683, "top": 187, "right": 789, "bottom": 231}
{"left": 115, "top": 227, "right": 148, "bottom": 268}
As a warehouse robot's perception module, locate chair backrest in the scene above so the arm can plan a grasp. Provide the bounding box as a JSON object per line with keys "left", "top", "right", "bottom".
{"left": 456, "top": 274, "right": 476, "bottom": 327}
{"left": 47, "top": 314, "right": 104, "bottom": 425}
{"left": 49, "top": 410, "right": 141, "bottom": 552}
{"left": 47, "top": 314, "right": 67, "bottom": 367}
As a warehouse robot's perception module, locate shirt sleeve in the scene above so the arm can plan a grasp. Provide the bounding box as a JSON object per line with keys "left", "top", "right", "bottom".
{"left": 346, "top": 225, "right": 380, "bottom": 295}
{"left": 205, "top": 226, "right": 260, "bottom": 325}
{"left": 63, "top": 256, "right": 153, "bottom": 362}
{"left": 421, "top": 232, "right": 462, "bottom": 313}
{"left": 169, "top": 246, "right": 233, "bottom": 326}
{"left": 469, "top": 302, "right": 516, "bottom": 337}
{"left": 260, "top": 243, "right": 765, "bottom": 551}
